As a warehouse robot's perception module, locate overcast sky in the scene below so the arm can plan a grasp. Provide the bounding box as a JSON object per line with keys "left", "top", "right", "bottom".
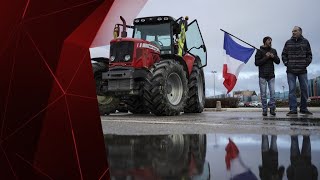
{"left": 90, "top": 0, "right": 320, "bottom": 97}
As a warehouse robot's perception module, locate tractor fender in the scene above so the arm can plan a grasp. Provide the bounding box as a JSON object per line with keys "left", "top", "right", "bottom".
{"left": 183, "top": 53, "right": 196, "bottom": 75}
{"left": 178, "top": 53, "right": 202, "bottom": 76}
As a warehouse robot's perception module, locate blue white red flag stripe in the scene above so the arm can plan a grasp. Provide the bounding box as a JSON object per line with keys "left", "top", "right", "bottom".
{"left": 223, "top": 33, "right": 255, "bottom": 93}
{"left": 225, "top": 138, "right": 258, "bottom": 180}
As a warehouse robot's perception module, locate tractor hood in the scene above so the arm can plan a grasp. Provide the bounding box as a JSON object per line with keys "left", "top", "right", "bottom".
{"left": 109, "top": 38, "right": 160, "bottom": 68}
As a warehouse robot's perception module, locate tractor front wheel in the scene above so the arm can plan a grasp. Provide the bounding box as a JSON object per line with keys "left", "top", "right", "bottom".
{"left": 96, "top": 95, "right": 118, "bottom": 115}
{"left": 92, "top": 62, "right": 118, "bottom": 115}
{"left": 127, "top": 96, "right": 149, "bottom": 114}
{"left": 148, "top": 60, "right": 188, "bottom": 116}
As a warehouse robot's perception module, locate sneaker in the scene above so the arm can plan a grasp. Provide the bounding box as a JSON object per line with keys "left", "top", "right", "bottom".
{"left": 300, "top": 110, "right": 313, "bottom": 115}
{"left": 286, "top": 111, "right": 297, "bottom": 116}
{"left": 262, "top": 111, "right": 267, "bottom": 116}
{"left": 270, "top": 109, "right": 276, "bottom": 116}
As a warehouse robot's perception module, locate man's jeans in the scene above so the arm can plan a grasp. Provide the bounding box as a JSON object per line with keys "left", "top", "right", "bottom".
{"left": 290, "top": 135, "right": 311, "bottom": 164}
{"left": 287, "top": 73, "right": 308, "bottom": 112}
{"left": 259, "top": 77, "right": 275, "bottom": 111}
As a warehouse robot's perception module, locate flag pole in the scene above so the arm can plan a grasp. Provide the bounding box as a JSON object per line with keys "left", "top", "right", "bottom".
{"left": 220, "top": 29, "right": 260, "bottom": 51}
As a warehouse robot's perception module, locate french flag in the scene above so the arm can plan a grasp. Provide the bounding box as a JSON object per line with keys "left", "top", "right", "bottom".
{"left": 225, "top": 138, "right": 258, "bottom": 180}
{"left": 223, "top": 33, "right": 255, "bottom": 93}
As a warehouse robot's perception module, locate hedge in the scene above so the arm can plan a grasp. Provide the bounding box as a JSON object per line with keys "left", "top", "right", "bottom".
{"left": 205, "top": 97, "right": 240, "bottom": 108}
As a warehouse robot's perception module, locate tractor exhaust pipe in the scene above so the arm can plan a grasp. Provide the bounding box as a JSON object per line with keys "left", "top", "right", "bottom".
{"left": 120, "top": 16, "right": 127, "bottom": 38}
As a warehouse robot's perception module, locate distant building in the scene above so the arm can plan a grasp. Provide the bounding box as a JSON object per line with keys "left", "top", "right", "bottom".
{"left": 295, "top": 76, "right": 320, "bottom": 98}
{"left": 211, "top": 94, "right": 231, "bottom": 98}
{"left": 308, "top": 76, "right": 320, "bottom": 98}
{"left": 275, "top": 76, "right": 319, "bottom": 101}
{"left": 233, "top": 90, "right": 257, "bottom": 97}
{"left": 274, "top": 91, "right": 289, "bottom": 100}
{"left": 233, "top": 90, "right": 257, "bottom": 102}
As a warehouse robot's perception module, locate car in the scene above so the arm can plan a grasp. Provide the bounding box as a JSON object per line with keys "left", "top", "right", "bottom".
{"left": 244, "top": 102, "right": 251, "bottom": 107}
{"left": 250, "top": 101, "right": 262, "bottom": 107}
{"left": 238, "top": 102, "right": 245, "bottom": 107}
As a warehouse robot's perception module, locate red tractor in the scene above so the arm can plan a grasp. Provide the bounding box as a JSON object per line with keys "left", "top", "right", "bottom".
{"left": 92, "top": 16, "right": 207, "bottom": 116}
{"left": 104, "top": 134, "right": 209, "bottom": 180}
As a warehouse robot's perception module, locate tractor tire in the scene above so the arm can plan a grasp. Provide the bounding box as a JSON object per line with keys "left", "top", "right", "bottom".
{"left": 116, "top": 102, "right": 128, "bottom": 113}
{"left": 184, "top": 63, "right": 206, "bottom": 113}
{"left": 127, "top": 96, "right": 149, "bottom": 114}
{"left": 92, "top": 61, "right": 118, "bottom": 115}
{"left": 152, "top": 135, "right": 190, "bottom": 176}
{"left": 190, "top": 134, "right": 207, "bottom": 173}
{"left": 92, "top": 62, "right": 106, "bottom": 96}
{"left": 147, "top": 60, "right": 188, "bottom": 116}
{"left": 97, "top": 95, "right": 118, "bottom": 115}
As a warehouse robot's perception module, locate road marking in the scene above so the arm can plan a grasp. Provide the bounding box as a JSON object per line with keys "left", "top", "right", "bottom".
{"left": 101, "top": 119, "right": 320, "bottom": 130}
{"left": 102, "top": 119, "right": 237, "bottom": 127}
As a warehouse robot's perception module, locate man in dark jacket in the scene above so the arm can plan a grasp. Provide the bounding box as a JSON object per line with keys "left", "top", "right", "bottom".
{"left": 286, "top": 135, "right": 318, "bottom": 180}
{"left": 255, "top": 36, "right": 280, "bottom": 116}
{"left": 282, "top": 26, "right": 313, "bottom": 116}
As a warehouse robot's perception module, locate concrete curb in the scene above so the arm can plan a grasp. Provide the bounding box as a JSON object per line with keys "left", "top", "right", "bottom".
{"left": 204, "top": 107, "right": 320, "bottom": 112}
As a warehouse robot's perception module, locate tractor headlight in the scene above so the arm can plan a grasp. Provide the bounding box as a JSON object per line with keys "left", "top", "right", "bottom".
{"left": 110, "top": 55, "right": 115, "bottom": 62}
{"left": 124, "top": 55, "right": 131, "bottom": 61}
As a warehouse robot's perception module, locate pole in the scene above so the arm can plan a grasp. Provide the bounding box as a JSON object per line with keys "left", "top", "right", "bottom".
{"left": 220, "top": 29, "right": 261, "bottom": 51}
{"left": 315, "top": 80, "right": 317, "bottom": 97}
{"left": 212, "top": 71, "right": 217, "bottom": 97}
{"left": 213, "top": 133, "right": 218, "bottom": 148}
{"left": 282, "top": 86, "right": 285, "bottom": 99}
{"left": 214, "top": 73, "right": 215, "bottom": 97}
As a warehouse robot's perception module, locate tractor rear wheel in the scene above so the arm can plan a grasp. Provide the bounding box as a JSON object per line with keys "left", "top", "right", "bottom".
{"left": 184, "top": 63, "right": 205, "bottom": 113}
{"left": 148, "top": 60, "right": 188, "bottom": 116}
{"left": 127, "top": 96, "right": 149, "bottom": 114}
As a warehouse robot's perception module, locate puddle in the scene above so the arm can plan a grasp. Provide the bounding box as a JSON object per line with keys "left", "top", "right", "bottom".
{"left": 104, "top": 134, "right": 320, "bottom": 180}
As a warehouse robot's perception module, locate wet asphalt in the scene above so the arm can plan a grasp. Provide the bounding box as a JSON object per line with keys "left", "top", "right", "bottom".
{"left": 102, "top": 107, "right": 320, "bottom": 180}
{"left": 101, "top": 107, "right": 320, "bottom": 135}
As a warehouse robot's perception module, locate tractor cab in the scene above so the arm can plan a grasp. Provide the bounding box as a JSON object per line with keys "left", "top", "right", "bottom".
{"left": 112, "top": 15, "right": 206, "bottom": 67}
{"left": 132, "top": 16, "right": 184, "bottom": 56}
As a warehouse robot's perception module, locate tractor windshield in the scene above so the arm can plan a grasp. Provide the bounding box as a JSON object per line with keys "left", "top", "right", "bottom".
{"left": 133, "top": 23, "right": 172, "bottom": 53}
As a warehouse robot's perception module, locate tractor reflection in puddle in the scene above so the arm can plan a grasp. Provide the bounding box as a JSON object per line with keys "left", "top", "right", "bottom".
{"left": 104, "top": 134, "right": 210, "bottom": 180}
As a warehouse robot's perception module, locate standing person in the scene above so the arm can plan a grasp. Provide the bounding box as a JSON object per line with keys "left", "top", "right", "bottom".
{"left": 282, "top": 26, "right": 313, "bottom": 116}
{"left": 286, "top": 135, "right": 318, "bottom": 180}
{"left": 259, "top": 135, "right": 285, "bottom": 180}
{"left": 255, "top": 36, "right": 280, "bottom": 116}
